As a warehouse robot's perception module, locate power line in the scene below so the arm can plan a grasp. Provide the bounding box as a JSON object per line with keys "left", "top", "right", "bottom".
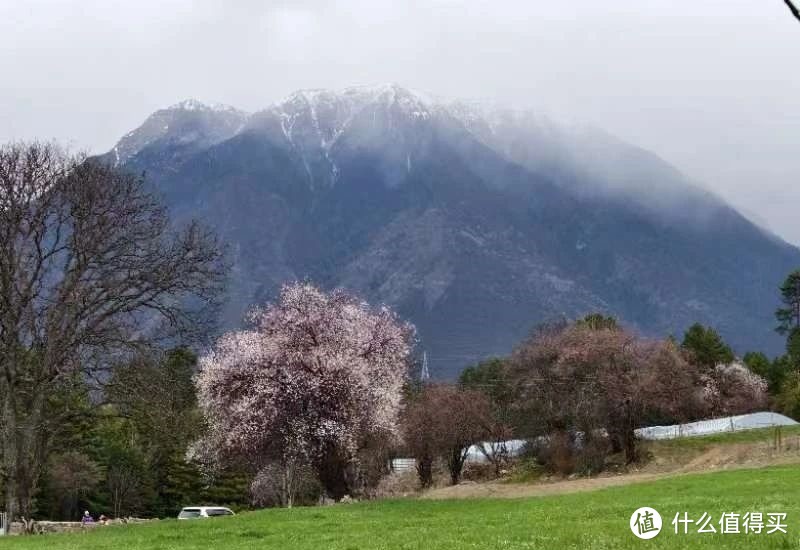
{"left": 786, "top": 0, "right": 800, "bottom": 23}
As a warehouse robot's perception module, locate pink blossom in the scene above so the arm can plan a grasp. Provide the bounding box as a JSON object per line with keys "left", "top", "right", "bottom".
{"left": 195, "top": 283, "right": 414, "bottom": 470}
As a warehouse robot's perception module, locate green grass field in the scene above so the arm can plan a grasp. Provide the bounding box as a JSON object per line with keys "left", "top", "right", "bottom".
{"left": 2, "top": 464, "right": 799, "bottom": 549}
{"left": 650, "top": 424, "right": 800, "bottom": 450}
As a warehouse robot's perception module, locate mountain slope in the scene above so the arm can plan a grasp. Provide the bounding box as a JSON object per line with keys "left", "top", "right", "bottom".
{"left": 103, "top": 85, "right": 800, "bottom": 378}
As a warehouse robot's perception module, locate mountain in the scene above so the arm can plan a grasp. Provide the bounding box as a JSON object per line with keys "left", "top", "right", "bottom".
{"left": 102, "top": 84, "right": 800, "bottom": 378}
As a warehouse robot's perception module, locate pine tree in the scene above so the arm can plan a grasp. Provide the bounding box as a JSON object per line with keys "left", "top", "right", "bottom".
{"left": 776, "top": 270, "right": 800, "bottom": 335}
{"left": 681, "top": 323, "right": 735, "bottom": 369}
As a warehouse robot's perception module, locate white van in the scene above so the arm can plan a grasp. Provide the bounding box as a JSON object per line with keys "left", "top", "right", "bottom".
{"left": 178, "top": 507, "right": 235, "bottom": 519}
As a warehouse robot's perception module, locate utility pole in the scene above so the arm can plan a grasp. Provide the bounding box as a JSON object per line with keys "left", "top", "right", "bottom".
{"left": 420, "top": 351, "right": 430, "bottom": 382}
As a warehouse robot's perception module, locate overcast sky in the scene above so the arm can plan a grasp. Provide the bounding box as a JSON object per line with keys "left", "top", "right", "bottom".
{"left": 2, "top": 1, "right": 799, "bottom": 242}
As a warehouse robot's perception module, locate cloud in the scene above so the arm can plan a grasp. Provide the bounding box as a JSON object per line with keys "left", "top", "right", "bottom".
{"left": 2, "top": 0, "right": 799, "bottom": 243}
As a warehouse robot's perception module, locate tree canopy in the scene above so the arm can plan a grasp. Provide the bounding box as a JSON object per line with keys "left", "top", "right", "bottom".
{"left": 195, "top": 283, "right": 414, "bottom": 502}
{"left": 776, "top": 270, "right": 800, "bottom": 336}
{"left": 681, "top": 323, "right": 735, "bottom": 369}
{"left": 0, "top": 142, "right": 225, "bottom": 523}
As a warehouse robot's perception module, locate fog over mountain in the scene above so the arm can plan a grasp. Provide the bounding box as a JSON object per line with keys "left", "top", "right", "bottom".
{"left": 102, "top": 84, "right": 800, "bottom": 378}
{"left": 4, "top": 2, "right": 799, "bottom": 245}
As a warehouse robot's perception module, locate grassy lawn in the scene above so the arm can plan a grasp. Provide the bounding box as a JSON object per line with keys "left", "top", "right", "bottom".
{"left": 2, "top": 465, "right": 799, "bottom": 549}
{"left": 649, "top": 424, "right": 800, "bottom": 450}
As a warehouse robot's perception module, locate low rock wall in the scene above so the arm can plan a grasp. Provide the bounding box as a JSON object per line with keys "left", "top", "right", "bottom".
{"left": 7, "top": 517, "right": 153, "bottom": 535}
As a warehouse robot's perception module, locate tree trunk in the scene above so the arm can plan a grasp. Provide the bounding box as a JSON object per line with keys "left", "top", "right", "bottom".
{"left": 315, "top": 448, "right": 350, "bottom": 501}
{"left": 280, "top": 459, "right": 295, "bottom": 508}
{"left": 623, "top": 399, "right": 638, "bottom": 464}
{"left": 447, "top": 447, "right": 465, "bottom": 485}
{"left": 15, "top": 472, "right": 33, "bottom": 519}
{"left": 113, "top": 488, "right": 120, "bottom": 519}
{"left": 609, "top": 432, "right": 623, "bottom": 454}
{"left": 416, "top": 456, "right": 433, "bottom": 488}
{"left": 623, "top": 428, "right": 637, "bottom": 464}
{"left": 8, "top": 394, "right": 47, "bottom": 520}
{"left": 2, "top": 399, "right": 18, "bottom": 532}
{"left": 4, "top": 476, "right": 15, "bottom": 535}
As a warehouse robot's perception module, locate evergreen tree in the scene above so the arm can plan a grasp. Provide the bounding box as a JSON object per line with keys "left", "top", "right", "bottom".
{"left": 105, "top": 348, "right": 204, "bottom": 517}
{"left": 681, "top": 323, "right": 735, "bottom": 369}
{"left": 92, "top": 411, "right": 154, "bottom": 518}
{"left": 776, "top": 270, "right": 800, "bottom": 336}
{"left": 29, "top": 373, "right": 97, "bottom": 519}
{"left": 198, "top": 470, "right": 251, "bottom": 510}
{"left": 743, "top": 351, "right": 785, "bottom": 396}
{"left": 787, "top": 328, "right": 800, "bottom": 367}
{"left": 23, "top": 347, "right": 254, "bottom": 520}
{"left": 576, "top": 313, "right": 619, "bottom": 331}
{"left": 777, "top": 371, "right": 800, "bottom": 421}
{"left": 459, "top": 358, "right": 513, "bottom": 422}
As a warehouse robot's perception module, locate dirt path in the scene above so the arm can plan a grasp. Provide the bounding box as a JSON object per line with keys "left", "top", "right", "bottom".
{"left": 421, "top": 471, "right": 669, "bottom": 500}
{"left": 420, "top": 441, "right": 800, "bottom": 500}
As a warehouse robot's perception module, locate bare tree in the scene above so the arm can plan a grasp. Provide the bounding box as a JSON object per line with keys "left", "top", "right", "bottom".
{"left": 47, "top": 451, "right": 101, "bottom": 521}
{"left": 475, "top": 423, "right": 514, "bottom": 477}
{"left": 401, "top": 390, "right": 437, "bottom": 488}
{"left": 459, "top": 358, "right": 516, "bottom": 476}
{"left": 0, "top": 142, "right": 225, "bottom": 525}
{"left": 402, "top": 384, "right": 492, "bottom": 486}
{"left": 250, "top": 460, "right": 319, "bottom": 509}
{"left": 106, "top": 461, "right": 143, "bottom": 519}
{"left": 510, "top": 325, "right": 706, "bottom": 465}
{"left": 440, "top": 387, "right": 492, "bottom": 484}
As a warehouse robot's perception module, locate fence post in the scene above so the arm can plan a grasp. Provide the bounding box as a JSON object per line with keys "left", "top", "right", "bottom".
{"left": 1, "top": 511, "right": 6, "bottom": 536}
{"left": 776, "top": 425, "right": 783, "bottom": 451}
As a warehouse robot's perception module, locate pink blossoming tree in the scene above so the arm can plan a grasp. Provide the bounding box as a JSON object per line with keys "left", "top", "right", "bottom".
{"left": 195, "top": 283, "right": 414, "bottom": 504}
{"left": 701, "top": 361, "right": 769, "bottom": 417}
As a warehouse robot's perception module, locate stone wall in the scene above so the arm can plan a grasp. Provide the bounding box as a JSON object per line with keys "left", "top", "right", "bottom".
{"left": 7, "top": 517, "right": 153, "bottom": 535}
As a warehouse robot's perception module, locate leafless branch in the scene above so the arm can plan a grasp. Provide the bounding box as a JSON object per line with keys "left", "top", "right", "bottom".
{"left": 0, "top": 142, "right": 226, "bottom": 521}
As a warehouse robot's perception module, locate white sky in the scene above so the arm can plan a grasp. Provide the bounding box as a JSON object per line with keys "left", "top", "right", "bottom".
{"left": 2, "top": 0, "right": 799, "bottom": 242}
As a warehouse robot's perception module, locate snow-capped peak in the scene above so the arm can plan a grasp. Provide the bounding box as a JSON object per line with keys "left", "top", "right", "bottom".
{"left": 168, "top": 98, "right": 243, "bottom": 114}
{"left": 107, "top": 99, "right": 248, "bottom": 167}
{"left": 273, "top": 84, "right": 437, "bottom": 118}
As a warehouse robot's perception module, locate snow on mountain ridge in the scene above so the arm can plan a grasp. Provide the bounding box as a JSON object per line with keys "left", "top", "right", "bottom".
{"left": 267, "top": 84, "right": 437, "bottom": 154}
{"left": 274, "top": 83, "right": 435, "bottom": 114}
{"left": 168, "top": 98, "right": 247, "bottom": 115}
{"left": 109, "top": 99, "right": 248, "bottom": 166}
{"left": 115, "top": 85, "right": 564, "bottom": 165}
{"left": 111, "top": 85, "right": 653, "bottom": 197}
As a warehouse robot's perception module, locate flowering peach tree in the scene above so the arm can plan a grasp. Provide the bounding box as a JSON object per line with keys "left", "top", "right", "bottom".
{"left": 701, "top": 361, "right": 768, "bottom": 417}
{"left": 195, "top": 283, "right": 414, "bottom": 502}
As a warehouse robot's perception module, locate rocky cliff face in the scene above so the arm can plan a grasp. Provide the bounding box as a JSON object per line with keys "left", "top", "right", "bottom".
{"left": 103, "top": 84, "right": 800, "bottom": 378}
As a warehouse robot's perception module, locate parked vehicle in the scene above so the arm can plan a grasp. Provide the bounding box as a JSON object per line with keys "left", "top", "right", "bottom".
{"left": 177, "top": 507, "right": 235, "bottom": 520}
